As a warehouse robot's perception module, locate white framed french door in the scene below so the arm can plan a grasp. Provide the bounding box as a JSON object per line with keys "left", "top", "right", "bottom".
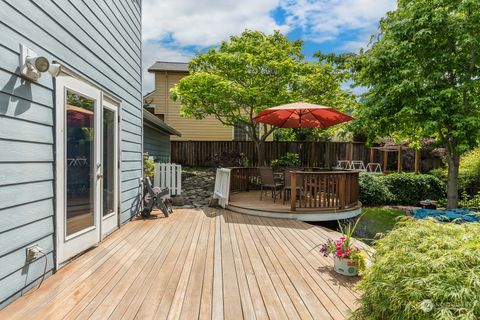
{"left": 101, "top": 98, "right": 119, "bottom": 238}
{"left": 55, "top": 74, "right": 102, "bottom": 265}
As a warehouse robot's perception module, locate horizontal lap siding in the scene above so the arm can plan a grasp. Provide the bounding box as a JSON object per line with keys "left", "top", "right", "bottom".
{"left": 0, "top": 0, "right": 142, "bottom": 308}
{"left": 144, "top": 126, "right": 172, "bottom": 162}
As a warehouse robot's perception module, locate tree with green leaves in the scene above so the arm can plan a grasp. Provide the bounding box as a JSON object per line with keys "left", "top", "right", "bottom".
{"left": 351, "top": 0, "right": 480, "bottom": 208}
{"left": 171, "top": 30, "right": 355, "bottom": 165}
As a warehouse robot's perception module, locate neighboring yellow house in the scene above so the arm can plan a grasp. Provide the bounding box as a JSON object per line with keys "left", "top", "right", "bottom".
{"left": 145, "top": 61, "right": 271, "bottom": 141}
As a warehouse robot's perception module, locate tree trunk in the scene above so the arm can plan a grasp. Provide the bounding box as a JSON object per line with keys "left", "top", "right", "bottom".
{"left": 255, "top": 139, "right": 266, "bottom": 166}
{"left": 446, "top": 149, "right": 460, "bottom": 209}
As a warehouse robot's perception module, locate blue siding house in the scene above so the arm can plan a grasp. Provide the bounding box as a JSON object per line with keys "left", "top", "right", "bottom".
{"left": 143, "top": 109, "right": 181, "bottom": 163}
{"left": 0, "top": 0, "right": 143, "bottom": 308}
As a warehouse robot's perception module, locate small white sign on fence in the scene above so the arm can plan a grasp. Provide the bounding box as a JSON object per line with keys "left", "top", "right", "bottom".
{"left": 213, "top": 168, "right": 231, "bottom": 208}
{"left": 154, "top": 163, "right": 182, "bottom": 197}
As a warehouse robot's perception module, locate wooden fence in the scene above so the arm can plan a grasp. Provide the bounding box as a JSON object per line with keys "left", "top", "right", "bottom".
{"left": 171, "top": 141, "right": 369, "bottom": 167}
{"left": 171, "top": 141, "right": 443, "bottom": 172}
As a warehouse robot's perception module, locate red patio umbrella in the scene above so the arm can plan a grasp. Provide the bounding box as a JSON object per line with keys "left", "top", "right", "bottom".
{"left": 253, "top": 102, "right": 352, "bottom": 128}
{"left": 67, "top": 104, "right": 93, "bottom": 127}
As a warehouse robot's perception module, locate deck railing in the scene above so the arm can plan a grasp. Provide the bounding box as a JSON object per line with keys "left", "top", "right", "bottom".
{"left": 229, "top": 167, "right": 260, "bottom": 192}
{"left": 290, "top": 171, "right": 359, "bottom": 211}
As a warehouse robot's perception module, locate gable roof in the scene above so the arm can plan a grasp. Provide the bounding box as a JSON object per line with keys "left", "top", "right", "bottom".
{"left": 143, "top": 109, "right": 181, "bottom": 136}
{"left": 148, "top": 61, "right": 189, "bottom": 73}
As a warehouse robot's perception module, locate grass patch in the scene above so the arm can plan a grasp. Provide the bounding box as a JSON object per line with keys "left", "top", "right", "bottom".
{"left": 354, "top": 207, "right": 406, "bottom": 244}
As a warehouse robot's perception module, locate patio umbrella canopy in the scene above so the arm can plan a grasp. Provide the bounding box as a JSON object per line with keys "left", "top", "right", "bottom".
{"left": 67, "top": 104, "right": 93, "bottom": 127}
{"left": 253, "top": 102, "right": 353, "bottom": 128}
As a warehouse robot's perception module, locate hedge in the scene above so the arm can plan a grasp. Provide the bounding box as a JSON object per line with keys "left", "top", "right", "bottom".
{"left": 359, "top": 173, "right": 445, "bottom": 206}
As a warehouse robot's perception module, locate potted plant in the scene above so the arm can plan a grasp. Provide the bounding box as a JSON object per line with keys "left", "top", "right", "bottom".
{"left": 319, "top": 217, "right": 366, "bottom": 276}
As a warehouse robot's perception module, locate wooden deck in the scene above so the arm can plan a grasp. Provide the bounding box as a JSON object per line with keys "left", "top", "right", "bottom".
{"left": 0, "top": 208, "right": 362, "bottom": 320}
{"left": 228, "top": 191, "right": 362, "bottom": 221}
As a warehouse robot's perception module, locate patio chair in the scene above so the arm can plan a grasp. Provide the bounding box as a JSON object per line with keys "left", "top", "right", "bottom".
{"left": 258, "top": 167, "right": 283, "bottom": 203}
{"left": 350, "top": 160, "right": 366, "bottom": 171}
{"left": 366, "top": 162, "right": 382, "bottom": 174}
{"left": 283, "top": 168, "right": 301, "bottom": 204}
{"left": 336, "top": 160, "right": 351, "bottom": 170}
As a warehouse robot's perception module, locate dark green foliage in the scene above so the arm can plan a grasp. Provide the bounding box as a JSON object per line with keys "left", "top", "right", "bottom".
{"left": 352, "top": 218, "right": 480, "bottom": 320}
{"left": 270, "top": 152, "right": 300, "bottom": 167}
{"left": 359, "top": 174, "right": 393, "bottom": 206}
{"left": 382, "top": 174, "right": 445, "bottom": 205}
{"left": 359, "top": 173, "right": 445, "bottom": 206}
{"left": 431, "top": 148, "right": 480, "bottom": 195}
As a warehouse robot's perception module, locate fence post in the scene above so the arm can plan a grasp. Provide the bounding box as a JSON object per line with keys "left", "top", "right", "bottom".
{"left": 291, "top": 172, "right": 297, "bottom": 211}
{"left": 176, "top": 164, "right": 182, "bottom": 195}
{"left": 154, "top": 163, "right": 160, "bottom": 187}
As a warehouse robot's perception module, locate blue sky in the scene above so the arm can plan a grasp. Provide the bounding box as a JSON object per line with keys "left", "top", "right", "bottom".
{"left": 142, "top": 0, "right": 397, "bottom": 93}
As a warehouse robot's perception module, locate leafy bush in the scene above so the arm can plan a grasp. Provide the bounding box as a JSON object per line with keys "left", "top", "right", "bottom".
{"left": 213, "top": 150, "right": 247, "bottom": 167}
{"left": 359, "top": 174, "right": 394, "bottom": 206}
{"left": 271, "top": 152, "right": 300, "bottom": 167}
{"left": 143, "top": 153, "right": 154, "bottom": 178}
{"left": 430, "top": 147, "right": 480, "bottom": 195}
{"left": 382, "top": 173, "right": 445, "bottom": 205}
{"left": 359, "top": 173, "right": 445, "bottom": 206}
{"left": 352, "top": 218, "right": 480, "bottom": 320}
{"left": 458, "top": 192, "right": 480, "bottom": 209}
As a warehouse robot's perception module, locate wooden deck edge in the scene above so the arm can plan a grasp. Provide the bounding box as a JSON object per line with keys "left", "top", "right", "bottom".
{"left": 226, "top": 203, "right": 362, "bottom": 221}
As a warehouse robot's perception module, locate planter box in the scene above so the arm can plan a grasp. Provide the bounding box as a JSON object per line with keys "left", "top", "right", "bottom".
{"left": 334, "top": 256, "right": 358, "bottom": 276}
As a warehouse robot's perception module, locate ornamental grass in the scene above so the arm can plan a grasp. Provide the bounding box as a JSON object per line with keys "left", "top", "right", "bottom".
{"left": 352, "top": 218, "right": 480, "bottom": 320}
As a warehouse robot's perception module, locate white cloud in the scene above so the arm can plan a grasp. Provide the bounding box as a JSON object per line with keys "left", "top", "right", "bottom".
{"left": 281, "top": 0, "right": 396, "bottom": 51}
{"left": 142, "top": 42, "right": 192, "bottom": 94}
{"left": 142, "top": 0, "right": 288, "bottom": 46}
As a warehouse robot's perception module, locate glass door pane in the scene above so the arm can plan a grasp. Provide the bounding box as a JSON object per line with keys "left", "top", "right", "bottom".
{"left": 103, "top": 108, "right": 116, "bottom": 217}
{"left": 66, "top": 91, "right": 95, "bottom": 236}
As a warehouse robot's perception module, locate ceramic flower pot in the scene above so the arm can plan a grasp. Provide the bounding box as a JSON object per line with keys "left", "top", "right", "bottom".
{"left": 333, "top": 256, "right": 358, "bottom": 276}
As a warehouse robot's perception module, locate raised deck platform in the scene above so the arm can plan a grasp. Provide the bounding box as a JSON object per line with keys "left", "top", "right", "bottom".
{"left": 219, "top": 168, "right": 362, "bottom": 221}
{"left": 228, "top": 191, "right": 362, "bottom": 221}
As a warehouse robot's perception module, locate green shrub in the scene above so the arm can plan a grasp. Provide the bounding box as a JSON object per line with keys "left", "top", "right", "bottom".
{"left": 271, "top": 152, "right": 300, "bottom": 167}
{"left": 352, "top": 218, "right": 480, "bottom": 320}
{"left": 458, "top": 148, "right": 480, "bottom": 193}
{"left": 143, "top": 153, "right": 154, "bottom": 178}
{"left": 382, "top": 173, "right": 445, "bottom": 205}
{"left": 458, "top": 192, "right": 480, "bottom": 209}
{"left": 359, "top": 173, "right": 445, "bottom": 206}
{"left": 359, "top": 173, "right": 394, "bottom": 206}
{"left": 430, "top": 147, "right": 480, "bottom": 195}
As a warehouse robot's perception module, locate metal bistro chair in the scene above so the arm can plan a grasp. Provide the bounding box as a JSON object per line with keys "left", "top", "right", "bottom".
{"left": 366, "top": 162, "right": 382, "bottom": 174}
{"left": 258, "top": 167, "right": 283, "bottom": 203}
{"left": 350, "top": 160, "right": 366, "bottom": 171}
{"left": 283, "top": 168, "right": 302, "bottom": 204}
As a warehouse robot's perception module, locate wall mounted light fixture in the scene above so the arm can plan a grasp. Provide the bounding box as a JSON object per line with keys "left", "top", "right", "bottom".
{"left": 20, "top": 44, "right": 61, "bottom": 81}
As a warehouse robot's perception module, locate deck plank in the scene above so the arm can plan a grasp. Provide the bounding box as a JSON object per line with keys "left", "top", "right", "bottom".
{"left": 230, "top": 212, "right": 269, "bottom": 320}
{"left": 225, "top": 211, "right": 257, "bottom": 320}
{"left": 220, "top": 211, "right": 244, "bottom": 320}
{"left": 198, "top": 210, "right": 216, "bottom": 320}
{"left": 133, "top": 211, "right": 200, "bottom": 319}
{"left": 108, "top": 213, "right": 190, "bottom": 319}
{"left": 249, "top": 215, "right": 335, "bottom": 320}
{"left": 234, "top": 212, "right": 290, "bottom": 319}
{"left": 0, "top": 209, "right": 364, "bottom": 320}
{"left": 261, "top": 217, "right": 349, "bottom": 319}
{"left": 243, "top": 214, "right": 314, "bottom": 320}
